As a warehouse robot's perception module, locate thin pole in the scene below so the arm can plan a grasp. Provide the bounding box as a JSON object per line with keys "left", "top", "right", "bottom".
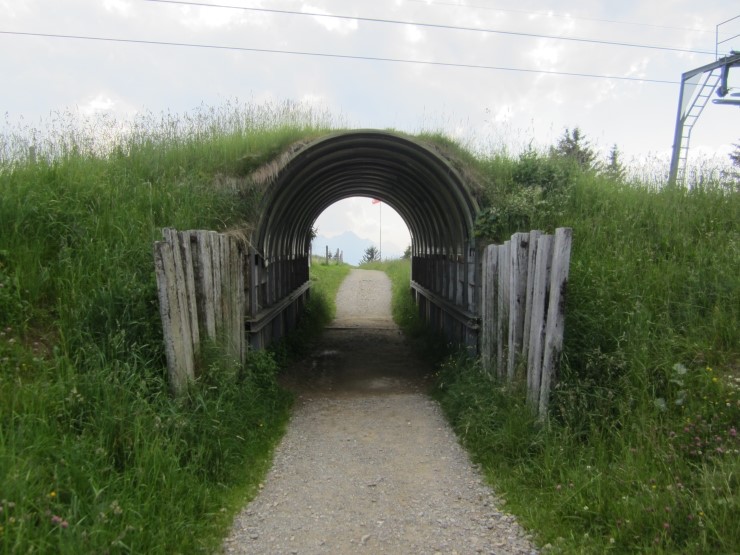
{"left": 379, "top": 201, "right": 382, "bottom": 260}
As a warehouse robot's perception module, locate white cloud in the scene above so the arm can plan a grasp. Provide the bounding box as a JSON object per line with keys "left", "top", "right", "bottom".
{"left": 103, "top": 0, "right": 132, "bottom": 17}
{"left": 0, "top": 0, "right": 33, "bottom": 18}
{"left": 301, "top": 5, "right": 358, "bottom": 35}
{"left": 404, "top": 24, "right": 425, "bottom": 44}
{"left": 526, "top": 39, "right": 564, "bottom": 69}
{"left": 177, "top": 5, "right": 246, "bottom": 30}
{"left": 80, "top": 94, "right": 116, "bottom": 115}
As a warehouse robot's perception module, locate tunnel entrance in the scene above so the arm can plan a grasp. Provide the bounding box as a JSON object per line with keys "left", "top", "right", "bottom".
{"left": 247, "top": 130, "right": 482, "bottom": 349}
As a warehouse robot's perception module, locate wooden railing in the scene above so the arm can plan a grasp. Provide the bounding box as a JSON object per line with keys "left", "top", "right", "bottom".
{"left": 153, "top": 228, "right": 311, "bottom": 394}
{"left": 479, "top": 228, "right": 572, "bottom": 416}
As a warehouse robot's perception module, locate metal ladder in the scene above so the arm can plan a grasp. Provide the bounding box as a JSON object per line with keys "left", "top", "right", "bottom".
{"left": 675, "top": 70, "right": 721, "bottom": 183}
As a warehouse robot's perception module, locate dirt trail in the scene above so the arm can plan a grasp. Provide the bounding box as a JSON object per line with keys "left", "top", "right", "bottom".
{"left": 224, "top": 269, "right": 536, "bottom": 554}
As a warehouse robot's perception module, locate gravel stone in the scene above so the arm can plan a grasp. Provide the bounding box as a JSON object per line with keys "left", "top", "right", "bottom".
{"left": 223, "top": 270, "right": 537, "bottom": 555}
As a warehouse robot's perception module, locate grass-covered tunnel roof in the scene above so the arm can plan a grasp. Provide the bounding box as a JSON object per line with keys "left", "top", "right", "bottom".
{"left": 250, "top": 130, "right": 481, "bottom": 262}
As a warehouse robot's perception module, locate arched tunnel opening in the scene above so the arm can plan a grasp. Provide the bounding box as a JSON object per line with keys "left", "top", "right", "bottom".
{"left": 312, "top": 197, "right": 411, "bottom": 265}
{"left": 247, "top": 130, "right": 482, "bottom": 349}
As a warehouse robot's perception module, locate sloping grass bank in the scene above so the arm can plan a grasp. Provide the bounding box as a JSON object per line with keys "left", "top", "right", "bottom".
{"left": 0, "top": 104, "right": 340, "bottom": 553}
{"left": 433, "top": 166, "right": 739, "bottom": 553}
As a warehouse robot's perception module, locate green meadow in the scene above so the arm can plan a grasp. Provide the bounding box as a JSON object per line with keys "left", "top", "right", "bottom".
{"left": 1, "top": 103, "right": 738, "bottom": 553}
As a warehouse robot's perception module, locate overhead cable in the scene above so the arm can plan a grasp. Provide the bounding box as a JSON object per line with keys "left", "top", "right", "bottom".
{"left": 0, "top": 29, "right": 680, "bottom": 84}
{"left": 144, "top": 0, "right": 716, "bottom": 56}
{"left": 403, "top": 0, "right": 712, "bottom": 34}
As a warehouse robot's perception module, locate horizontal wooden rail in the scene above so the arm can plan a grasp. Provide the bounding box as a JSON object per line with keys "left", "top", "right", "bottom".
{"left": 410, "top": 280, "right": 479, "bottom": 329}
{"left": 246, "top": 280, "right": 312, "bottom": 334}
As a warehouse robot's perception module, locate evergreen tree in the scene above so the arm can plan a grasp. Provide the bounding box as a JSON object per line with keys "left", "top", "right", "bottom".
{"left": 361, "top": 246, "right": 380, "bottom": 264}
{"left": 730, "top": 142, "right": 740, "bottom": 168}
{"left": 603, "top": 144, "right": 626, "bottom": 181}
{"left": 551, "top": 127, "right": 597, "bottom": 171}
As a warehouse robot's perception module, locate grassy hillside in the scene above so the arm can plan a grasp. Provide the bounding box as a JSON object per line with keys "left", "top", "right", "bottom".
{"left": 433, "top": 154, "right": 739, "bottom": 553}
{"left": 0, "top": 104, "right": 341, "bottom": 553}
{"left": 1, "top": 104, "right": 737, "bottom": 553}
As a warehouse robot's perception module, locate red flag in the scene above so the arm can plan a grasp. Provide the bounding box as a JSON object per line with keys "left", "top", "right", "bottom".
{"left": 372, "top": 199, "right": 381, "bottom": 204}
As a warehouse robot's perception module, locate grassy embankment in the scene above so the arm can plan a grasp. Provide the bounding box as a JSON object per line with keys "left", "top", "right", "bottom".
{"left": 0, "top": 104, "right": 349, "bottom": 553}
{"left": 377, "top": 150, "right": 738, "bottom": 553}
{"left": 2, "top": 103, "right": 736, "bottom": 553}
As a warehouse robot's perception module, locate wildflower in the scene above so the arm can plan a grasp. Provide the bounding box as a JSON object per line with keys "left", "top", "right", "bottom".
{"left": 609, "top": 538, "right": 616, "bottom": 544}
{"left": 555, "top": 484, "right": 562, "bottom": 491}
{"left": 663, "top": 522, "right": 670, "bottom": 530}
{"left": 583, "top": 505, "right": 589, "bottom": 511}
{"left": 730, "top": 428, "right": 737, "bottom": 438}
{"left": 110, "top": 500, "right": 123, "bottom": 516}
{"left": 49, "top": 491, "right": 56, "bottom": 499}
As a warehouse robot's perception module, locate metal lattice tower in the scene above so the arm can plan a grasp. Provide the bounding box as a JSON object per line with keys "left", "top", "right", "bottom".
{"left": 668, "top": 14, "right": 740, "bottom": 185}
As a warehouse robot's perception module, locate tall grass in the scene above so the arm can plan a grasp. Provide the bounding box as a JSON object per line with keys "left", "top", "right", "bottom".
{"left": 2, "top": 102, "right": 737, "bottom": 553}
{"left": 432, "top": 155, "right": 739, "bottom": 553}
{"left": 0, "top": 102, "right": 339, "bottom": 553}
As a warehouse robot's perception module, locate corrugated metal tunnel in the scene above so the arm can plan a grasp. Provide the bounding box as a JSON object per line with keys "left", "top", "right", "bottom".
{"left": 247, "top": 130, "right": 482, "bottom": 348}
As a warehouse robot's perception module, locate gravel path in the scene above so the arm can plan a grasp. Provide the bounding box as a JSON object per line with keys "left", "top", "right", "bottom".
{"left": 223, "top": 269, "right": 537, "bottom": 555}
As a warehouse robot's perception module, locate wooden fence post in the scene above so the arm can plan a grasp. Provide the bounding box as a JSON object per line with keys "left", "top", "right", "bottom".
{"left": 154, "top": 231, "right": 196, "bottom": 394}
{"left": 525, "top": 234, "right": 553, "bottom": 409}
{"left": 480, "top": 244, "right": 498, "bottom": 373}
{"left": 507, "top": 232, "right": 529, "bottom": 380}
{"left": 496, "top": 241, "right": 510, "bottom": 378}
{"left": 522, "top": 230, "right": 542, "bottom": 359}
{"left": 538, "top": 227, "right": 573, "bottom": 417}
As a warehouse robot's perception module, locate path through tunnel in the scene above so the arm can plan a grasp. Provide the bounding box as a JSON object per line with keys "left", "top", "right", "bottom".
{"left": 246, "top": 130, "right": 482, "bottom": 350}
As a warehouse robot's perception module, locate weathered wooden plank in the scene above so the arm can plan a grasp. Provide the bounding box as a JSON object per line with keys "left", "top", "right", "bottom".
{"left": 210, "top": 231, "right": 223, "bottom": 333}
{"left": 539, "top": 227, "right": 573, "bottom": 417}
{"left": 177, "top": 231, "right": 200, "bottom": 359}
{"left": 522, "top": 230, "right": 542, "bottom": 358}
{"left": 156, "top": 230, "right": 195, "bottom": 393}
{"left": 526, "top": 234, "right": 553, "bottom": 409}
{"left": 480, "top": 247, "right": 490, "bottom": 370}
{"left": 236, "top": 243, "right": 246, "bottom": 365}
{"left": 228, "top": 236, "right": 241, "bottom": 362}
{"left": 191, "top": 231, "right": 216, "bottom": 340}
{"left": 496, "top": 241, "right": 510, "bottom": 378}
{"left": 154, "top": 241, "right": 189, "bottom": 394}
{"left": 167, "top": 230, "right": 196, "bottom": 384}
{"left": 507, "top": 232, "right": 529, "bottom": 380}
{"left": 219, "top": 234, "right": 231, "bottom": 347}
{"left": 480, "top": 244, "right": 498, "bottom": 373}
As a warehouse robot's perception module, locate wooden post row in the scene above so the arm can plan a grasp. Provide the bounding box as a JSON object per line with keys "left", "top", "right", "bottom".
{"left": 154, "top": 228, "right": 247, "bottom": 395}
{"left": 479, "top": 228, "right": 572, "bottom": 416}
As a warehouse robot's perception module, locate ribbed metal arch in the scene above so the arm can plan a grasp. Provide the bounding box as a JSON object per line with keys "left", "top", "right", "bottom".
{"left": 253, "top": 130, "right": 479, "bottom": 264}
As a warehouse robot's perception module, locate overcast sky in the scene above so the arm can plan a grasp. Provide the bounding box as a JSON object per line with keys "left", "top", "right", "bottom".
{"left": 2, "top": 0, "right": 738, "bottom": 257}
